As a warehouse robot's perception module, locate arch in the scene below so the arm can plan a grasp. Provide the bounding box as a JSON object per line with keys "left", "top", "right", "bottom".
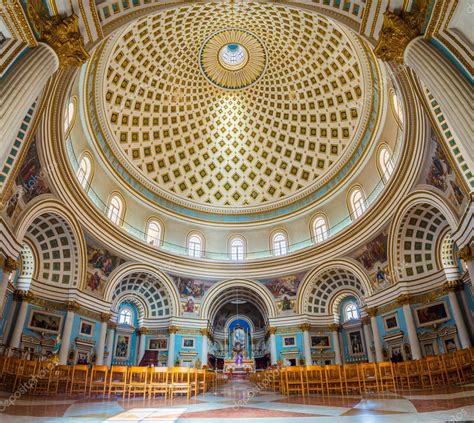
{"left": 389, "top": 88, "right": 403, "bottom": 128}
{"left": 310, "top": 213, "right": 329, "bottom": 244}
{"left": 376, "top": 143, "right": 395, "bottom": 183}
{"left": 104, "top": 263, "right": 180, "bottom": 317}
{"left": 296, "top": 259, "right": 371, "bottom": 315}
{"left": 347, "top": 185, "right": 367, "bottom": 220}
{"left": 76, "top": 151, "right": 94, "bottom": 190}
{"left": 17, "top": 242, "right": 35, "bottom": 291}
{"left": 228, "top": 235, "right": 246, "bottom": 261}
{"left": 14, "top": 196, "right": 86, "bottom": 288}
{"left": 146, "top": 217, "right": 163, "bottom": 247}
{"left": 439, "top": 230, "right": 460, "bottom": 281}
{"left": 387, "top": 189, "right": 459, "bottom": 282}
{"left": 186, "top": 230, "right": 205, "bottom": 258}
{"left": 224, "top": 314, "right": 256, "bottom": 333}
{"left": 107, "top": 192, "right": 125, "bottom": 225}
{"left": 64, "top": 95, "right": 78, "bottom": 137}
{"left": 270, "top": 228, "right": 289, "bottom": 256}
{"left": 200, "top": 279, "right": 278, "bottom": 320}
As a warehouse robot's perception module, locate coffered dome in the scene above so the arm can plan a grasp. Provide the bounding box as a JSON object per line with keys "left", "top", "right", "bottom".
{"left": 88, "top": 2, "right": 379, "bottom": 218}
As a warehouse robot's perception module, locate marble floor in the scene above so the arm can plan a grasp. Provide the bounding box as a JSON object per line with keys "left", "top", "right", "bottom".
{"left": 0, "top": 377, "right": 473, "bottom": 422}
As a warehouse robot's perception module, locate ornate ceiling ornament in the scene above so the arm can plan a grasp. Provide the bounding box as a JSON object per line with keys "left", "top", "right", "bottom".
{"left": 26, "top": 0, "right": 89, "bottom": 67}
{"left": 374, "top": 0, "right": 429, "bottom": 64}
{"left": 199, "top": 29, "right": 267, "bottom": 90}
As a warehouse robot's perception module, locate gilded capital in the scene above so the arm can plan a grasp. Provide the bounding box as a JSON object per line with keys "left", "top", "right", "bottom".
{"left": 13, "top": 290, "right": 34, "bottom": 302}
{"left": 267, "top": 327, "right": 277, "bottom": 335}
{"left": 328, "top": 323, "right": 340, "bottom": 332}
{"left": 168, "top": 325, "right": 179, "bottom": 334}
{"left": 299, "top": 323, "right": 311, "bottom": 332}
{"left": 200, "top": 328, "right": 210, "bottom": 337}
{"left": 396, "top": 294, "right": 412, "bottom": 306}
{"left": 108, "top": 322, "right": 117, "bottom": 330}
{"left": 374, "top": 1, "right": 428, "bottom": 63}
{"left": 1, "top": 256, "right": 19, "bottom": 273}
{"left": 138, "top": 327, "right": 149, "bottom": 335}
{"left": 65, "top": 300, "right": 80, "bottom": 312}
{"left": 442, "top": 280, "right": 463, "bottom": 293}
{"left": 26, "top": 0, "right": 89, "bottom": 67}
{"left": 458, "top": 245, "right": 473, "bottom": 262}
{"left": 100, "top": 312, "right": 112, "bottom": 323}
{"left": 361, "top": 316, "right": 371, "bottom": 325}
{"left": 366, "top": 307, "right": 378, "bottom": 317}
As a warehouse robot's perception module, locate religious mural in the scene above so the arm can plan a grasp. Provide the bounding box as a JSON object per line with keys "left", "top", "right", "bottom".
{"left": 170, "top": 275, "right": 215, "bottom": 314}
{"left": 85, "top": 236, "right": 126, "bottom": 296}
{"left": 258, "top": 271, "right": 307, "bottom": 313}
{"left": 423, "top": 132, "right": 466, "bottom": 212}
{"left": 4, "top": 139, "right": 51, "bottom": 222}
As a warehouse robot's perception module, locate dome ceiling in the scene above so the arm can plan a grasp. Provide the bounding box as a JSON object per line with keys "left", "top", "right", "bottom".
{"left": 90, "top": 2, "right": 377, "bottom": 216}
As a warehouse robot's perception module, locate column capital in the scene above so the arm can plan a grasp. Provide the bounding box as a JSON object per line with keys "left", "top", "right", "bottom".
{"left": 13, "top": 289, "right": 34, "bottom": 302}
{"left": 108, "top": 322, "right": 117, "bottom": 330}
{"left": 299, "top": 323, "right": 311, "bottom": 332}
{"left": 442, "top": 280, "right": 464, "bottom": 293}
{"left": 361, "top": 316, "right": 371, "bottom": 325}
{"left": 328, "top": 323, "right": 340, "bottom": 332}
{"left": 65, "top": 300, "right": 80, "bottom": 312}
{"left": 199, "top": 328, "right": 211, "bottom": 337}
{"left": 100, "top": 312, "right": 112, "bottom": 323}
{"left": 374, "top": 2, "right": 428, "bottom": 64}
{"left": 458, "top": 244, "right": 473, "bottom": 262}
{"left": 168, "top": 325, "right": 179, "bottom": 334}
{"left": 138, "top": 326, "right": 149, "bottom": 335}
{"left": 366, "top": 307, "right": 378, "bottom": 317}
{"left": 397, "top": 294, "right": 413, "bottom": 306}
{"left": 1, "top": 256, "right": 19, "bottom": 273}
{"left": 267, "top": 327, "right": 277, "bottom": 335}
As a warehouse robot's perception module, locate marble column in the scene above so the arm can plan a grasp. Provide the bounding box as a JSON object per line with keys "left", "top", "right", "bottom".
{"left": 106, "top": 322, "right": 116, "bottom": 367}
{"left": 167, "top": 326, "right": 178, "bottom": 368}
{"left": 0, "top": 43, "right": 59, "bottom": 168}
{"left": 444, "top": 282, "right": 471, "bottom": 349}
{"left": 329, "top": 324, "right": 342, "bottom": 365}
{"left": 59, "top": 301, "right": 79, "bottom": 365}
{"left": 200, "top": 329, "right": 209, "bottom": 367}
{"left": 362, "top": 316, "right": 375, "bottom": 363}
{"left": 268, "top": 327, "right": 278, "bottom": 365}
{"left": 0, "top": 256, "right": 18, "bottom": 318}
{"left": 300, "top": 324, "right": 312, "bottom": 365}
{"left": 367, "top": 308, "right": 384, "bottom": 362}
{"left": 9, "top": 290, "right": 34, "bottom": 349}
{"left": 96, "top": 313, "right": 111, "bottom": 366}
{"left": 405, "top": 38, "right": 473, "bottom": 166}
{"left": 137, "top": 326, "right": 148, "bottom": 365}
{"left": 398, "top": 296, "right": 422, "bottom": 360}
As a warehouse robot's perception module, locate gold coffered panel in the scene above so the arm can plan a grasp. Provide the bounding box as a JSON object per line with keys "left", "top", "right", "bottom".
{"left": 95, "top": 2, "right": 372, "bottom": 208}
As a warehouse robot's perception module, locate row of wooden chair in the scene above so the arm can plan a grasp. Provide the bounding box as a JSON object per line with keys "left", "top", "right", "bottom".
{"left": 0, "top": 357, "right": 223, "bottom": 399}
{"left": 251, "top": 348, "right": 473, "bottom": 395}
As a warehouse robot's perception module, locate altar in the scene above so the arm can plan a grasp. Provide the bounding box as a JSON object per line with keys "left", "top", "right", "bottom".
{"left": 224, "top": 358, "right": 255, "bottom": 373}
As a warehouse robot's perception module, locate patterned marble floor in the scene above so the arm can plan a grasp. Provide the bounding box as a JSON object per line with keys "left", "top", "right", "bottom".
{"left": 0, "top": 377, "right": 473, "bottom": 422}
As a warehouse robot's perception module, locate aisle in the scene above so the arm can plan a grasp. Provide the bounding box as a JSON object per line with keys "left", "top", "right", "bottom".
{"left": 0, "top": 377, "right": 473, "bottom": 422}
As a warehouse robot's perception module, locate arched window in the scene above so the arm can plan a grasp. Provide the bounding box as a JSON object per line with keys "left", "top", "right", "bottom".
{"left": 344, "top": 302, "right": 359, "bottom": 321}
{"left": 76, "top": 155, "right": 92, "bottom": 189}
{"left": 188, "top": 234, "right": 203, "bottom": 258}
{"left": 379, "top": 146, "right": 394, "bottom": 182}
{"left": 118, "top": 307, "right": 133, "bottom": 326}
{"left": 230, "top": 237, "right": 245, "bottom": 261}
{"left": 313, "top": 216, "right": 328, "bottom": 243}
{"left": 390, "top": 90, "right": 403, "bottom": 127}
{"left": 350, "top": 188, "right": 366, "bottom": 219}
{"left": 64, "top": 97, "right": 76, "bottom": 136}
{"left": 107, "top": 195, "right": 123, "bottom": 225}
{"left": 146, "top": 220, "right": 162, "bottom": 247}
{"left": 272, "top": 232, "right": 288, "bottom": 256}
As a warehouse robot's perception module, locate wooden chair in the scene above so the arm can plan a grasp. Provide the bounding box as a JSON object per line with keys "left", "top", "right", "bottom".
{"left": 108, "top": 366, "right": 128, "bottom": 399}
{"left": 169, "top": 367, "right": 191, "bottom": 399}
{"left": 271, "top": 369, "right": 281, "bottom": 393}
{"left": 195, "top": 369, "right": 207, "bottom": 394}
{"left": 35, "top": 362, "right": 60, "bottom": 395}
{"left": 89, "top": 365, "right": 108, "bottom": 397}
{"left": 69, "top": 364, "right": 89, "bottom": 396}
{"left": 442, "top": 353, "right": 463, "bottom": 385}
{"left": 148, "top": 367, "right": 169, "bottom": 399}
{"left": 359, "top": 363, "right": 378, "bottom": 392}
{"left": 284, "top": 366, "right": 305, "bottom": 396}
{"left": 417, "top": 358, "right": 433, "bottom": 389}
{"left": 324, "top": 365, "right": 343, "bottom": 394}
{"left": 128, "top": 366, "right": 148, "bottom": 398}
{"left": 455, "top": 349, "right": 472, "bottom": 382}
{"left": 378, "top": 362, "right": 396, "bottom": 392}
{"left": 343, "top": 364, "right": 360, "bottom": 394}
{"left": 426, "top": 356, "right": 445, "bottom": 387}
{"left": 15, "top": 360, "right": 37, "bottom": 391}
{"left": 56, "top": 365, "right": 71, "bottom": 393}
{"left": 305, "top": 365, "right": 324, "bottom": 395}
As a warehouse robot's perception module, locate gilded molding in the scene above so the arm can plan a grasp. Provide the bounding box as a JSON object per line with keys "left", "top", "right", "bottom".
{"left": 65, "top": 300, "right": 81, "bottom": 312}
{"left": 299, "top": 323, "right": 311, "bottom": 332}
{"left": 100, "top": 312, "right": 112, "bottom": 322}
{"left": 396, "top": 294, "right": 412, "bottom": 306}
{"left": 168, "top": 325, "right": 179, "bottom": 334}
{"left": 1, "top": 256, "right": 19, "bottom": 273}
{"left": 366, "top": 307, "right": 378, "bottom": 317}
{"left": 458, "top": 244, "right": 473, "bottom": 262}
{"left": 13, "top": 289, "right": 34, "bottom": 302}
{"left": 328, "top": 323, "right": 341, "bottom": 332}
{"left": 138, "top": 326, "right": 149, "bottom": 335}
